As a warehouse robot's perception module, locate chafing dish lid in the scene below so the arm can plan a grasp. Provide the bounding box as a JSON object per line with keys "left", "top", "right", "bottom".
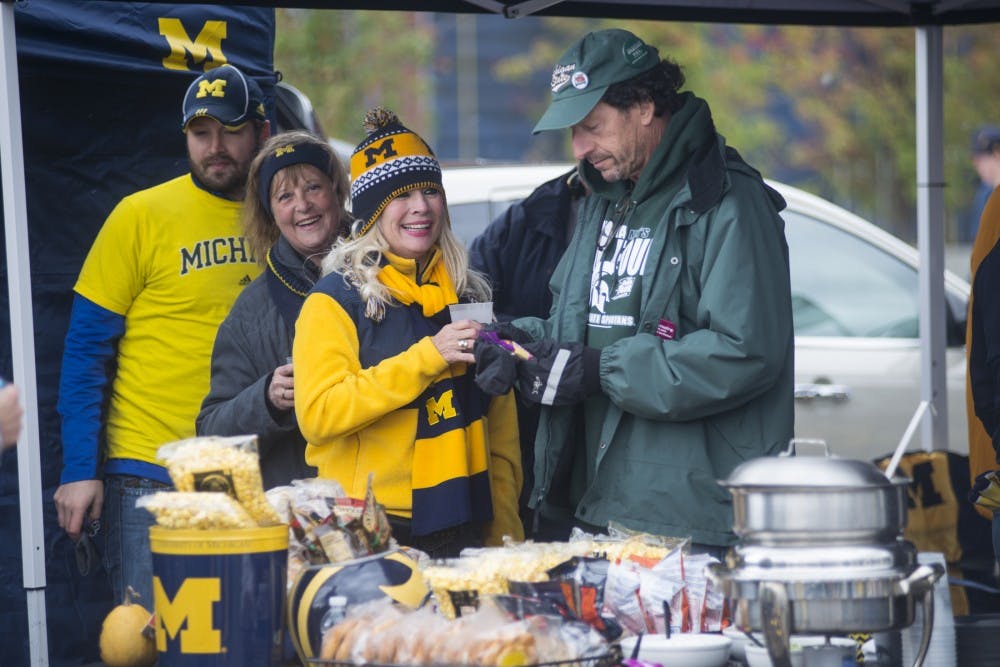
{"left": 722, "top": 454, "right": 902, "bottom": 489}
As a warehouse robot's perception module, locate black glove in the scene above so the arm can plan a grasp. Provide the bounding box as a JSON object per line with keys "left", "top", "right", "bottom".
{"left": 474, "top": 338, "right": 519, "bottom": 395}
{"left": 483, "top": 321, "right": 533, "bottom": 344}
{"left": 515, "top": 340, "right": 602, "bottom": 406}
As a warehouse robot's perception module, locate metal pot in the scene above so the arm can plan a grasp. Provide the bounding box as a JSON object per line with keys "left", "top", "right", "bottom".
{"left": 710, "top": 441, "right": 946, "bottom": 667}
{"left": 720, "top": 442, "right": 909, "bottom": 545}
{"left": 710, "top": 541, "right": 935, "bottom": 632}
{"left": 708, "top": 558, "right": 942, "bottom": 667}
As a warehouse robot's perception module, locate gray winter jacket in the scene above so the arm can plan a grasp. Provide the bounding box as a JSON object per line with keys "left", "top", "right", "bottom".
{"left": 197, "top": 236, "right": 318, "bottom": 489}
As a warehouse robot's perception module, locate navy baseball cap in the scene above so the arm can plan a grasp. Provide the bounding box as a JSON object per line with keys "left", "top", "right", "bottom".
{"left": 971, "top": 125, "right": 1000, "bottom": 155}
{"left": 182, "top": 64, "right": 266, "bottom": 131}
{"left": 533, "top": 29, "right": 660, "bottom": 134}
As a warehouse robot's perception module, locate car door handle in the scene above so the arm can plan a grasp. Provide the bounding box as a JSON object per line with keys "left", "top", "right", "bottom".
{"left": 794, "top": 383, "right": 851, "bottom": 402}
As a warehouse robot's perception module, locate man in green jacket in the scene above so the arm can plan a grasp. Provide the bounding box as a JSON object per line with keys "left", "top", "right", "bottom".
{"left": 476, "top": 28, "right": 793, "bottom": 553}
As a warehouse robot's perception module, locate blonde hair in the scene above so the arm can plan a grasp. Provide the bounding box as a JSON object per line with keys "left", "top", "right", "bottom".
{"left": 322, "top": 210, "right": 491, "bottom": 322}
{"left": 242, "top": 130, "right": 350, "bottom": 264}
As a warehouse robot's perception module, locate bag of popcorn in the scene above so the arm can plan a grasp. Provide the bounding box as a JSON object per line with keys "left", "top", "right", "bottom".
{"left": 157, "top": 435, "right": 281, "bottom": 526}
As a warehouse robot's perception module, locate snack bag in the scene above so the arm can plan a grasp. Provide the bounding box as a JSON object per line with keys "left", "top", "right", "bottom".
{"left": 361, "top": 473, "right": 392, "bottom": 551}
{"left": 423, "top": 558, "right": 502, "bottom": 619}
{"left": 546, "top": 556, "right": 623, "bottom": 641}
{"left": 158, "top": 435, "right": 281, "bottom": 526}
{"left": 641, "top": 548, "right": 688, "bottom": 634}
{"left": 137, "top": 491, "right": 256, "bottom": 530}
{"left": 602, "top": 558, "right": 646, "bottom": 635}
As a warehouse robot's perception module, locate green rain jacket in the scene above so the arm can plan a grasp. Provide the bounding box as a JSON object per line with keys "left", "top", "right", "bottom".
{"left": 514, "top": 93, "right": 794, "bottom": 546}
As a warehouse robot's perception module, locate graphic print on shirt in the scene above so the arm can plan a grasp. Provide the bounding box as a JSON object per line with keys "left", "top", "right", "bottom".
{"left": 589, "top": 217, "right": 652, "bottom": 331}
{"left": 179, "top": 236, "right": 256, "bottom": 275}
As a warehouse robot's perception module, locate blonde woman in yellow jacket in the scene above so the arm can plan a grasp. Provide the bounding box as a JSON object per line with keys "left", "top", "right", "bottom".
{"left": 293, "top": 108, "right": 522, "bottom": 557}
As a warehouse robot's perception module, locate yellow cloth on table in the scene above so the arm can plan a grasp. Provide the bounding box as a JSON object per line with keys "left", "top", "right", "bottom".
{"left": 877, "top": 450, "right": 961, "bottom": 561}
{"left": 876, "top": 450, "right": 969, "bottom": 616}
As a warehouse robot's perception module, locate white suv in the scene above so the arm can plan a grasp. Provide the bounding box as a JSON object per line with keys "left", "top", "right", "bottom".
{"left": 444, "top": 163, "right": 971, "bottom": 463}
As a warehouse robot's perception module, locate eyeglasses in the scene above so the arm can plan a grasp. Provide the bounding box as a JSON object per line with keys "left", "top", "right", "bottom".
{"left": 74, "top": 519, "right": 101, "bottom": 577}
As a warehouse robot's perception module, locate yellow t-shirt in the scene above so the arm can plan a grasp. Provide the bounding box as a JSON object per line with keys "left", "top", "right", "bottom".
{"left": 74, "top": 174, "right": 260, "bottom": 465}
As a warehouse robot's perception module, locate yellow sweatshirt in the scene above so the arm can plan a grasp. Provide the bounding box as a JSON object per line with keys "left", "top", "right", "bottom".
{"left": 293, "top": 252, "right": 522, "bottom": 544}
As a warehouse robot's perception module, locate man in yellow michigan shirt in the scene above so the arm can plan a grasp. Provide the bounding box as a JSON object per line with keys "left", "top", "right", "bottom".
{"left": 54, "top": 64, "right": 269, "bottom": 606}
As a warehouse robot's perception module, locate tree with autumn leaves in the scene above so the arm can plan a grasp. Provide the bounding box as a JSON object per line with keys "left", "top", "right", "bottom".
{"left": 275, "top": 11, "right": 999, "bottom": 243}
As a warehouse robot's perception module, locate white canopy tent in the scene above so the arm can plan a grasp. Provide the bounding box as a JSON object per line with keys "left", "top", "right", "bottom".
{"left": 3, "top": 1, "right": 998, "bottom": 664}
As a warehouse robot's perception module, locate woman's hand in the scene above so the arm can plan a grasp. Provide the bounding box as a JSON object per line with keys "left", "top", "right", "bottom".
{"left": 268, "top": 362, "right": 295, "bottom": 411}
{"left": 433, "top": 319, "right": 482, "bottom": 364}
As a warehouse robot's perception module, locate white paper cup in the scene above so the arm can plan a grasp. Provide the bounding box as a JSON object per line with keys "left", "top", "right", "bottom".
{"left": 448, "top": 302, "right": 494, "bottom": 324}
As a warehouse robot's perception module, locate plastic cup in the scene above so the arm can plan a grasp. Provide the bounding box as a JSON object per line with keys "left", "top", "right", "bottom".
{"left": 448, "top": 302, "right": 493, "bottom": 323}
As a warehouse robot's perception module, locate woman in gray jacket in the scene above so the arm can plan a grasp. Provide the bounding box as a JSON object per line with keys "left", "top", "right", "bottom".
{"left": 197, "top": 131, "right": 350, "bottom": 488}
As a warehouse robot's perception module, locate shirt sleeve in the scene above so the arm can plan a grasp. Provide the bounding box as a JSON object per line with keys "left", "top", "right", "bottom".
{"left": 293, "top": 292, "right": 450, "bottom": 446}
{"left": 74, "top": 196, "right": 145, "bottom": 315}
{"left": 483, "top": 390, "right": 524, "bottom": 545}
{"left": 57, "top": 294, "right": 125, "bottom": 483}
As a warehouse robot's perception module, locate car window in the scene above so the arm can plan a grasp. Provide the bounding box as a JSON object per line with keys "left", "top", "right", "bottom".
{"left": 783, "top": 210, "right": 920, "bottom": 338}
{"left": 449, "top": 201, "right": 516, "bottom": 245}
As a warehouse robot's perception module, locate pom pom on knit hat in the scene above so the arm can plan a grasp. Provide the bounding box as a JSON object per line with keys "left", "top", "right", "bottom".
{"left": 349, "top": 106, "right": 443, "bottom": 237}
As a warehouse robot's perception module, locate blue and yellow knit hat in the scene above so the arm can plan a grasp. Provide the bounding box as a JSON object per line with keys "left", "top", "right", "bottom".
{"left": 349, "top": 107, "right": 443, "bottom": 237}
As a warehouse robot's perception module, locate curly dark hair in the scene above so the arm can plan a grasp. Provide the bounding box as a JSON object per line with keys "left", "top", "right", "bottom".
{"left": 601, "top": 58, "right": 686, "bottom": 118}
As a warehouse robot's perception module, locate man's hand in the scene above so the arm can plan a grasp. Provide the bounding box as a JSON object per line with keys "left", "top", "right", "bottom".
{"left": 515, "top": 340, "right": 601, "bottom": 406}
{"left": 54, "top": 479, "right": 104, "bottom": 541}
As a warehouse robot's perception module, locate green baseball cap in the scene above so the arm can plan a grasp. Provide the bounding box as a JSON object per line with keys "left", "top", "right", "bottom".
{"left": 533, "top": 29, "right": 660, "bottom": 134}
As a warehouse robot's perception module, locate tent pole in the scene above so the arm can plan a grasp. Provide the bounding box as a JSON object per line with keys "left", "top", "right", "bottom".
{"left": 0, "top": 3, "right": 49, "bottom": 665}
{"left": 915, "top": 24, "right": 948, "bottom": 451}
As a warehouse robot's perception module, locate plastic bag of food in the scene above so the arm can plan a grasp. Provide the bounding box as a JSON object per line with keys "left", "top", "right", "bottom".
{"left": 267, "top": 477, "right": 346, "bottom": 524}
{"left": 684, "top": 552, "right": 727, "bottom": 631}
{"left": 545, "top": 556, "right": 623, "bottom": 641}
{"left": 316, "top": 598, "right": 392, "bottom": 664}
{"left": 423, "top": 557, "right": 504, "bottom": 619}
{"left": 158, "top": 435, "right": 281, "bottom": 526}
{"left": 602, "top": 557, "right": 647, "bottom": 635}
{"left": 640, "top": 548, "right": 688, "bottom": 634}
{"left": 137, "top": 491, "right": 256, "bottom": 530}
{"left": 343, "top": 600, "right": 406, "bottom": 664}
{"left": 385, "top": 605, "right": 451, "bottom": 665}
{"left": 586, "top": 522, "right": 688, "bottom": 564}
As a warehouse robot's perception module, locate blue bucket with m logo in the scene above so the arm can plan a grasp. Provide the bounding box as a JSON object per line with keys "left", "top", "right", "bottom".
{"left": 150, "top": 525, "right": 288, "bottom": 666}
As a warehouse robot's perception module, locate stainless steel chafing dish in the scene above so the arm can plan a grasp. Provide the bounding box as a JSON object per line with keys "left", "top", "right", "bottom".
{"left": 707, "top": 442, "right": 942, "bottom": 667}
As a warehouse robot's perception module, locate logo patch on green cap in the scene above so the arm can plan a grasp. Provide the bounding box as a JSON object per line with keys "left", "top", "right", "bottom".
{"left": 623, "top": 37, "right": 650, "bottom": 66}
{"left": 551, "top": 63, "right": 576, "bottom": 93}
